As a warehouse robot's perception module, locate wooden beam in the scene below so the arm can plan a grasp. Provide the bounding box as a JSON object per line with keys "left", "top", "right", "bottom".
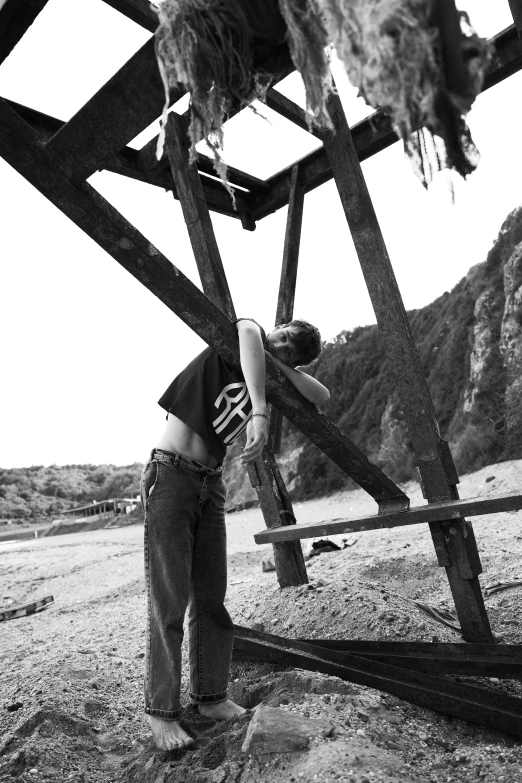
{"left": 268, "top": 162, "right": 305, "bottom": 453}
{"left": 0, "top": 0, "right": 50, "bottom": 66}
{"left": 100, "top": 0, "right": 157, "bottom": 32}
{"left": 164, "top": 113, "right": 307, "bottom": 587}
{"left": 508, "top": 0, "right": 522, "bottom": 38}
{"left": 164, "top": 114, "right": 236, "bottom": 320}
{"left": 46, "top": 37, "right": 178, "bottom": 183}
{"left": 4, "top": 99, "right": 255, "bottom": 220}
{"left": 255, "top": 24, "right": 522, "bottom": 221}
{"left": 321, "top": 92, "right": 493, "bottom": 644}
{"left": 0, "top": 99, "right": 408, "bottom": 511}
{"left": 248, "top": 452, "right": 308, "bottom": 587}
{"left": 265, "top": 89, "right": 321, "bottom": 139}
{"left": 254, "top": 491, "right": 522, "bottom": 544}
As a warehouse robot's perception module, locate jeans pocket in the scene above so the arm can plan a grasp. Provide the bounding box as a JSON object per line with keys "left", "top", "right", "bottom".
{"left": 141, "top": 460, "right": 158, "bottom": 509}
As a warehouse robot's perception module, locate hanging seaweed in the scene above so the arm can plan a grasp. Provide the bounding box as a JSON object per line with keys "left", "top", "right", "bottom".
{"left": 153, "top": 0, "right": 491, "bottom": 196}
{"left": 316, "top": 0, "right": 492, "bottom": 187}
{"left": 153, "top": 0, "right": 293, "bottom": 197}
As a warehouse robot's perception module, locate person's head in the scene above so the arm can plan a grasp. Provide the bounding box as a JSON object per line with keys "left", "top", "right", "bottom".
{"left": 266, "top": 319, "right": 322, "bottom": 367}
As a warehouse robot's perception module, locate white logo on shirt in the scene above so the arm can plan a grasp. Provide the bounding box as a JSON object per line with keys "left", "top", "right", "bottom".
{"left": 213, "top": 383, "right": 251, "bottom": 444}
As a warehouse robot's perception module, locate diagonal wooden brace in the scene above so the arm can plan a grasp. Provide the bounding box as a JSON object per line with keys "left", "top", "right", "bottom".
{"left": 164, "top": 112, "right": 307, "bottom": 586}
{"left": 0, "top": 98, "right": 407, "bottom": 511}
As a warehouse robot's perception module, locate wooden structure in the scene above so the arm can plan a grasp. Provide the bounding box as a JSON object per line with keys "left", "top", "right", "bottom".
{"left": 61, "top": 497, "right": 140, "bottom": 524}
{"left": 2, "top": 1, "right": 522, "bottom": 644}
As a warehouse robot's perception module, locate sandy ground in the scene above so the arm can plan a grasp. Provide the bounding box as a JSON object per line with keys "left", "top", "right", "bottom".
{"left": 1, "top": 460, "right": 522, "bottom": 783}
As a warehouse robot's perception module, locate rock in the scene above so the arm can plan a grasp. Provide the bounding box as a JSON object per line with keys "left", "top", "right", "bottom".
{"left": 252, "top": 622, "right": 265, "bottom": 632}
{"left": 418, "top": 732, "right": 429, "bottom": 741}
{"left": 262, "top": 558, "right": 276, "bottom": 573}
{"left": 356, "top": 729, "right": 366, "bottom": 737}
{"left": 356, "top": 710, "right": 369, "bottom": 722}
{"left": 241, "top": 706, "right": 334, "bottom": 755}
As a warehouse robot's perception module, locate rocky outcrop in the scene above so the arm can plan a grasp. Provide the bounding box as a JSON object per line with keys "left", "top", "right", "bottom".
{"left": 500, "top": 241, "right": 522, "bottom": 453}
{"left": 462, "top": 291, "right": 500, "bottom": 416}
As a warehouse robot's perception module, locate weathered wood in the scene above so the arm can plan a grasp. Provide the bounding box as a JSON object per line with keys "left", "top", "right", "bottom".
{"left": 164, "top": 113, "right": 306, "bottom": 586}
{"left": 0, "top": 0, "right": 50, "bottom": 66}
{"left": 268, "top": 162, "right": 304, "bottom": 453}
{"left": 320, "top": 93, "right": 493, "bottom": 643}
{"left": 5, "top": 99, "right": 254, "bottom": 220}
{"left": 136, "top": 131, "right": 268, "bottom": 194}
{"left": 0, "top": 98, "right": 409, "bottom": 511}
{"left": 508, "top": 0, "right": 522, "bottom": 37}
{"left": 47, "top": 38, "right": 178, "bottom": 183}
{"left": 164, "top": 113, "right": 236, "bottom": 320}
{"left": 254, "top": 491, "right": 522, "bottom": 544}
{"left": 248, "top": 454, "right": 307, "bottom": 588}
{"left": 265, "top": 89, "right": 322, "bottom": 139}
{"left": 100, "top": 0, "right": 157, "bottom": 32}
{"left": 255, "top": 25, "right": 522, "bottom": 221}
{"left": 232, "top": 627, "right": 522, "bottom": 740}
{"left": 296, "top": 638, "right": 522, "bottom": 678}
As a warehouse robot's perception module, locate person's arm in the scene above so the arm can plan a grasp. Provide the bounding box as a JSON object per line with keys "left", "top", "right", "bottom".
{"left": 236, "top": 320, "right": 268, "bottom": 464}
{"left": 268, "top": 354, "right": 330, "bottom": 407}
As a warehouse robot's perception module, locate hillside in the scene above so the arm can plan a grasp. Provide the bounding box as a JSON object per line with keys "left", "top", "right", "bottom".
{"left": 0, "top": 464, "right": 141, "bottom": 523}
{"left": 225, "top": 205, "right": 522, "bottom": 503}
{"left": 2, "top": 205, "right": 522, "bottom": 518}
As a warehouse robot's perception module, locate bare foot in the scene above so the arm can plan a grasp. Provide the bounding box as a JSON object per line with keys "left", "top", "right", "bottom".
{"left": 147, "top": 715, "right": 195, "bottom": 751}
{"left": 198, "top": 699, "right": 246, "bottom": 720}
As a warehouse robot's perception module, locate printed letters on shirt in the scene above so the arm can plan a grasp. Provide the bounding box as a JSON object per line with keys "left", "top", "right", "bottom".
{"left": 213, "top": 383, "right": 251, "bottom": 444}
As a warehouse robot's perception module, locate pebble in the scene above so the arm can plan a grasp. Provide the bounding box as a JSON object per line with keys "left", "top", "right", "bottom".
{"left": 356, "top": 729, "right": 366, "bottom": 737}
{"left": 418, "top": 732, "right": 429, "bottom": 741}
{"left": 489, "top": 677, "right": 500, "bottom": 684}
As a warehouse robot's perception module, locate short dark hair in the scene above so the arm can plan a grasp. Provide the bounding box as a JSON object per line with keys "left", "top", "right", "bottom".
{"left": 286, "top": 319, "right": 322, "bottom": 366}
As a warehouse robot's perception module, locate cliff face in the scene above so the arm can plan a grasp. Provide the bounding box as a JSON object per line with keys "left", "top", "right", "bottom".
{"left": 224, "top": 206, "right": 522, "bottom": 506}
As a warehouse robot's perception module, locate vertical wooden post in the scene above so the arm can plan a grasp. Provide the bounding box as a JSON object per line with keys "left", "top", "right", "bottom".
{"left": 508, "top": 0, "right": 522, "bottom": 37}
{"left": 268, "top": 162, "right": 305, "bottom": 454}
{"left": 320, "top": 93, "right": 493, "bottom": 643}
{"left": 164, "top": 114, "right": 307, "bottom": 587}
{"left": 255, "top": 161, "right": 308, "bottom": 587}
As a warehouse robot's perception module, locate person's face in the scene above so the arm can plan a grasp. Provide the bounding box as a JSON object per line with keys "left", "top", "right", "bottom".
{"left": 266, "top": 324, "right": 299, "bottom": 366}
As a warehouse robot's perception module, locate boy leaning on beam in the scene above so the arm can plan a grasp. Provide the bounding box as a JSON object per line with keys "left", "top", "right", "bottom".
{"left": 140, "top": 317, "right": 330, "bottom": 750}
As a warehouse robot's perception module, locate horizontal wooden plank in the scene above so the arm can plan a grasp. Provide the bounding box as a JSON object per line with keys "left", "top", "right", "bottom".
{"left": 254, "top": 24, "right": 522, "bottom": 220}
{"left": 0, "top": 98, "right": 408, "bottom": 510}
{"left": 0, "top": 0, "right": 49, "bottom": 66}
{"left": 100, "top": 0, "right": 157, "bottom": 32}
{"left": 254, "top": 491, "right": 522, "bottom": 544}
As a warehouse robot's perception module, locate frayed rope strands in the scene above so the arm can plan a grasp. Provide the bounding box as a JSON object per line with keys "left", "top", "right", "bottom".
{"left": 153, "top": 0, "right": 492, "bottom": 197}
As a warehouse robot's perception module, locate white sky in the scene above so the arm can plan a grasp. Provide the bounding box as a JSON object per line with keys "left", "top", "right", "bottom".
{"left": 0, "top": 0, "right": 520, "bottom": 468}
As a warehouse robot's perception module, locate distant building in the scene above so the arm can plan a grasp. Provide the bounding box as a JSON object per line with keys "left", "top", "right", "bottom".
{"left": 61, "top": 497, "right": 140, "bottom": 524}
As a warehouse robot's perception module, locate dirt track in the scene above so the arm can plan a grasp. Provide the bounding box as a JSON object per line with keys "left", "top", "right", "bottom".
{"left": 1, "top": 461, "right": 522, "bottom": 782}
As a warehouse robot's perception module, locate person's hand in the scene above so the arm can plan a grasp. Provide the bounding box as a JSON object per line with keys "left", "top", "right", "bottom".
{"left": 241, "top": 415, "right": 268, "bottom": 464}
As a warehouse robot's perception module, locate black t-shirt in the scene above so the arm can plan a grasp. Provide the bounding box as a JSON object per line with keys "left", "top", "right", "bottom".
{"left": 158, "top": 319, "right": 267, "bottom": 464}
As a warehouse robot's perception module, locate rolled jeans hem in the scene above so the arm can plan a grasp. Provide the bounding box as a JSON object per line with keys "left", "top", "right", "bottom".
{"left": 189, "top": 690, "right": 228, "bottom": 705}
{"left": 144, "top": 707, "right": 182, "bottom": 720}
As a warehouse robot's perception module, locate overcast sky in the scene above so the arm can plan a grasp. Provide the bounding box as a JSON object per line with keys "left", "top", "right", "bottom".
{"left": 0, "top": 0, "right": 520, "bottom": 469}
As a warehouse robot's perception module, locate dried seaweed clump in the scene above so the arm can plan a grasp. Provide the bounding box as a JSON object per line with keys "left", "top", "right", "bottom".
{"left": 317, "top": 0, "right": 492, "bottom": 187}
{"left": 153, "top": 0, "right": 492, "bottom": 194}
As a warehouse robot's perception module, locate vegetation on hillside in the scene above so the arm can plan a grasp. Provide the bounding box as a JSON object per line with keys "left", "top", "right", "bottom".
{"left": 289, "top": 206, "right": 522, "bottom": 499}
{"left": 0, "top": 464, "right": 142, "bottom": 522}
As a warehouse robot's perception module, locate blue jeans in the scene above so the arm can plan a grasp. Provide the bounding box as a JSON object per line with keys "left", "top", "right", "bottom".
{"left": 141, "top": 448, "right": 234, "bottom": 719}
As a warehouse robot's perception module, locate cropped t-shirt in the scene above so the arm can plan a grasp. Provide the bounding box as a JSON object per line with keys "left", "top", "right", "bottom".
{"left": 158, "top": 319, "right": 267, "bottom": 464}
